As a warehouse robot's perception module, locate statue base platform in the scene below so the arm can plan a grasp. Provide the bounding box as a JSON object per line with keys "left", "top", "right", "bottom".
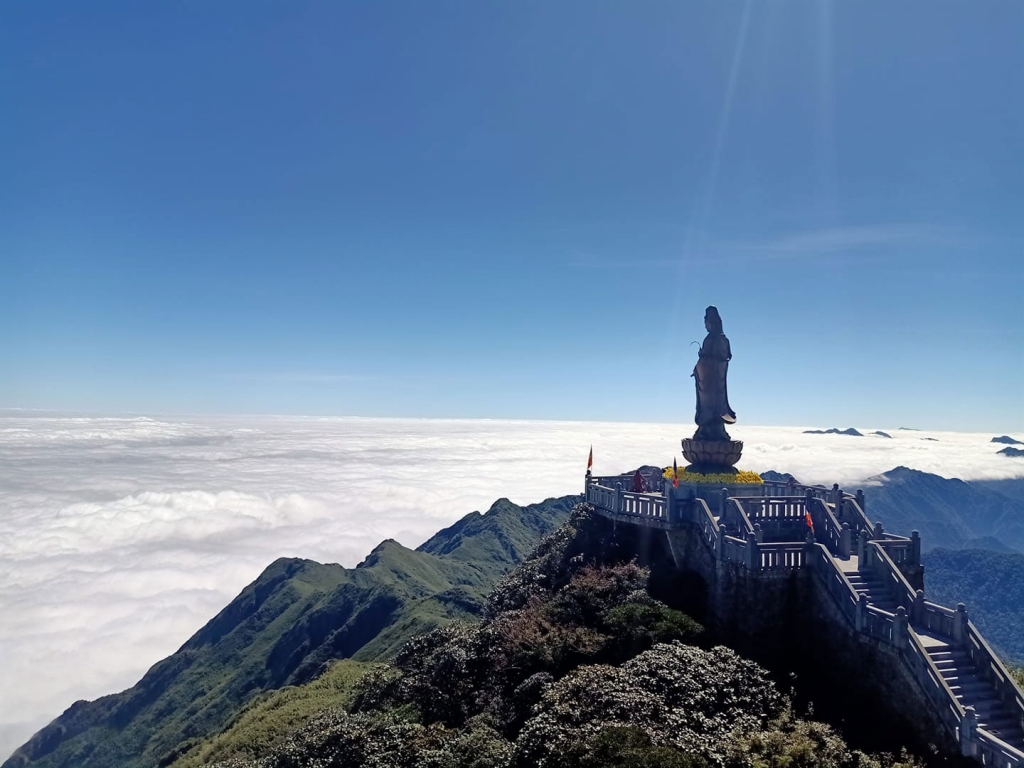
{"left": 681, "top": 438, "right": 743, "bottom": 473}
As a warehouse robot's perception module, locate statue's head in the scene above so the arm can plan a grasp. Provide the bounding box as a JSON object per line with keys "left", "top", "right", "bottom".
{"left": 704, "top": 305, "right": 723, "bottom": 333}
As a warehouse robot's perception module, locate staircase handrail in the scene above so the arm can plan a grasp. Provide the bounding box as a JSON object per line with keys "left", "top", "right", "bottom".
{"left": 904, "top": 629, "right": 967, "bottom": 737}
{"left": 721, "top": 534, "right": 749, "bottom": 564}
{"left": 917, "top": 600, "right": 957, "bottom": 637}
{"left": 838, "top": 494, "right": 874, "bottom": 537}
{"left": 975, "top": 727, "right": 1024, "bottom": 765}
{"left": 809, "top": 497, "right": 847, "bottom": 558}
{"left": 807, "top": 543, "right": 861, "bottom": 625}
{"left": 965, "top": 621, "right": 1024, "bottom": 722}
{"left": 863, "top": 540, "right": 917, "bottom": 613}
{"left": 725, "top": 497, "right": 757, "bottom": 536}
{"left": 693, "top": 497, "right": 721, "bottom": 558}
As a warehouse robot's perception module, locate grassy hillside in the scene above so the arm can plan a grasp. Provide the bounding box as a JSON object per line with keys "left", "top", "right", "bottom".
{"left": 169, "top": 659, "right": 371, "bottom": 768}
{"left": 3, "top": 495, "right": 575, "bottom": 768}
{"left": 922, "top": 547, "right": 1024, "bottom": 664}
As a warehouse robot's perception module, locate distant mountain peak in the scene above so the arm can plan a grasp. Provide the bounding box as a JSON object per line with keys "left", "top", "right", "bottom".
{"left": 992, "top": 436, "right": 1024, "bottom": 446}
{"left": 803, "top": 427, "right": 864, "bottom": 437}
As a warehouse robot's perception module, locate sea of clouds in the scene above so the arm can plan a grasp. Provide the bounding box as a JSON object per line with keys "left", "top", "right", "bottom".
{"left": 1, "top": 412, "right": 1022, "bottom": 758}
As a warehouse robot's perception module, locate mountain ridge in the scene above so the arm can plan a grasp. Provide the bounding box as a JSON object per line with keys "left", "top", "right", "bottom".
{"left": 3, "top": 495, "right": 576, "bottom": 768}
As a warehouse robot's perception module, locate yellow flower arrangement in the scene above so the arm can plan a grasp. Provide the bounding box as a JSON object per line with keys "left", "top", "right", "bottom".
{"left": 661, "top": 468, "right": 764, "bottom": 485}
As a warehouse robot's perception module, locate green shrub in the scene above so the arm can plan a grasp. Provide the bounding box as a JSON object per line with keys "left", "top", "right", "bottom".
{"left": 550, "top": 725, "right": 709, "bottom": 768}
{"left": 514, "top": 642, "right": 785, "bottom": 766}
{"left": 603, "top": 601, "right": 705, "bottom": 661}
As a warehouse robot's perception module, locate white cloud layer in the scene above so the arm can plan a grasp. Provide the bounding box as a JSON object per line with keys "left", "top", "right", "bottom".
{"left": 1, "top": 413, "right": 1022, "bottom": 758}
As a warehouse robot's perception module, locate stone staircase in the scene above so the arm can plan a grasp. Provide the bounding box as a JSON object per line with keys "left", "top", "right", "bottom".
{"left": 926, "top": 643, "right": 1024, "bottom": 750}
{"left": 843, "top": 566, "right": 900, "bottom": 613}
{"left": 840, "top": 557, "right": 1024, "bottom": 753}
{"left": 585, "top": 474, "right": 1024, "bottom": 765}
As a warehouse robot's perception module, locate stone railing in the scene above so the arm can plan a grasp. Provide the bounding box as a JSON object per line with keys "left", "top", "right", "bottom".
{"left": 972, "top": 728, "right": 1024, "bottom": 768}
{"left": 914, "top": 593, "right": 959, "bottom": 638}
{"left": 694, "top": 497, "right": 722, "bottom": 556}
{"left": 585, "top": 481, "right": 668, "bottom": 522}
{"left": 585, "top": 470, "right": 1022, "bottom": 765}
{"left": 965, "top": 624, "right": 1024, "bottom": 738}
{"left": 808, "top": 543, "right": 860, "bottom": 624}
{"left": 904, "top": 629, "right": 966, "bottom": 736}
{"left": 861, "top": 540, "right": 917, "bottom": 612}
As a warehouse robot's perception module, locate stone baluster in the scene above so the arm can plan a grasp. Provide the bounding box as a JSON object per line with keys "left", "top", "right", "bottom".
{"left": 855, "top": 489, "right": 865, "bottom": 515}
{"left": 746, "top": 531, "right": 759, "bottom": 570}
{"left": 911, "top": 530, "right": 921, "bottom": 566}
{"left": 960, "top": 706, "right": 978, "bottom": 758}
{"left": 615, "top": 483, "right": 623, "bottom": 515}
{"left": 873, "top": 521, "right": 884, "bottom": 540}
{"left": 856, "top": 592, "right": 868, "bottom": 632}
{"left": 858, "top": 529, "right": 869, "bottom": 564}
{"left": 914, "top": 589, "right": 925, "bottom": 625}
{"left": 894, "top": 606, "right": 909, "bottom": 649}
{"left": 841, "top": 522, "right": 852, "bottom": 558}
{"left": 954, "top": 603, "right": 968, "bottom": 646}
{"left": 754, "top": 522, "right": 763, "bottom": 543}
{"left": 719, "top": 488, "right": 728, "bottom": 520}
{"left": 832, "top": 483, "right": 840, "bottom": 504}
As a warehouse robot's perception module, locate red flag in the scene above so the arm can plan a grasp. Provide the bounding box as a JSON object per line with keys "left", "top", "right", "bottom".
{"left": 672, "top": 457, "right": 679, "bottom": 488}
{"left": 587, "top": 446, "right": 593, "bottom": 471}
{"left": 805, "top": 512, "right": 814, "bottom": 533}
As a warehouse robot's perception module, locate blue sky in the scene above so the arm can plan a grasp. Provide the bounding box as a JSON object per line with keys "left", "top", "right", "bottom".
{"left": 2, "top": 1, "right": 1021, "bottom": 431}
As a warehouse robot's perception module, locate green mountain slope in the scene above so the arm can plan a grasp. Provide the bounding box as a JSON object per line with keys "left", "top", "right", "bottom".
{"left": 201, "top": 505, "right": 927, "bottom": 768}
{"left": 922, "top": 548, "right": 1024, "bottom": 664}
{"left": 3, "top": 495, "right": 575, "bottom": 768}
{"left": 865, "top": 466, "right": 1024, "bottom": 553}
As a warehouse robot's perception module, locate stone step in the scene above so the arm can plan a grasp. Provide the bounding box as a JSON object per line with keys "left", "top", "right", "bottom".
{"left": 847, "top": 577, "right": 884, "bottom": 585}
{"left": 951, "top": 683, "right": 997, "bottom": 698}
{"left": 946, "top": 675, "right": 989, "bottom": 688}
{"left": 927, "top": 648, "right": 968, "bottom": 660}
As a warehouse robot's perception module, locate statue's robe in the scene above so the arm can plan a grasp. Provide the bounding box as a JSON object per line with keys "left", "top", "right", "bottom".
{"left": 692, "top": 332, "right": 736, "bottom": 439}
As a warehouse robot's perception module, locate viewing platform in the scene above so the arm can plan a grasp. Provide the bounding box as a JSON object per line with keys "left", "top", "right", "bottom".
{"left": 584, "top": 470, "right": 1024, "bottom": 767}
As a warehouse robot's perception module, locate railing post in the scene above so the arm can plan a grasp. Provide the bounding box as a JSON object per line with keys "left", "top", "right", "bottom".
{"left": 841, "top": 522, "right": 852, "bottom": 558}
{"left": 954, "top": 603, "right": 968, "bottom": 646}
{"left": 856, "top": 593, "right": 868, "bottom": 632}
{"left": 858, "top": 529, "right": 868, "bottom": 563}
{"left": 719, "top": 488, "right": 728, "bottom": 519}
{"left": 911, "top": 530, "right": 921, "bottom": 566}
{"left": 873, "top": 521, "right": 884, "bottom": 540}
{"left": 754, "top": 522, "right": 763, "bottom": 543}
{"left": 584, "top": 470, "right": 591, "bottom": 496}
{"left": 914, "top": 589, "right": 925, "bottom": 625}
{"left": 747, "top": 531, "right": 759, "bottom": 570}
{"left": 895, "top": 606, "right": 908, "bottom": 650}
{"left": 615, "top": 483, "right": 623, "bottom": 515}
{"left": 856, "top": 489, "right": 865, "bottom": 515}
{"left": 831, "top": 483, "right": 840, "bottom": 504}
{"left": 960, "top": 706, "right": 978, "bottom": 758}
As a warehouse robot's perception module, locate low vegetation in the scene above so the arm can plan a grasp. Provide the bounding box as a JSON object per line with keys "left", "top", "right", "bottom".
{"left": 201, "top": 505, "right": 925, "bottom": 768}
{"left": 170, "top": 660, "right": 371, "bottom": 768}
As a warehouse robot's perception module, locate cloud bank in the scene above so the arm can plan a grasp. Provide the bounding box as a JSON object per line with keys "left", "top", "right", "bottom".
{"left": 1, "top": 413, "right": 1021, "bottom": 758}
